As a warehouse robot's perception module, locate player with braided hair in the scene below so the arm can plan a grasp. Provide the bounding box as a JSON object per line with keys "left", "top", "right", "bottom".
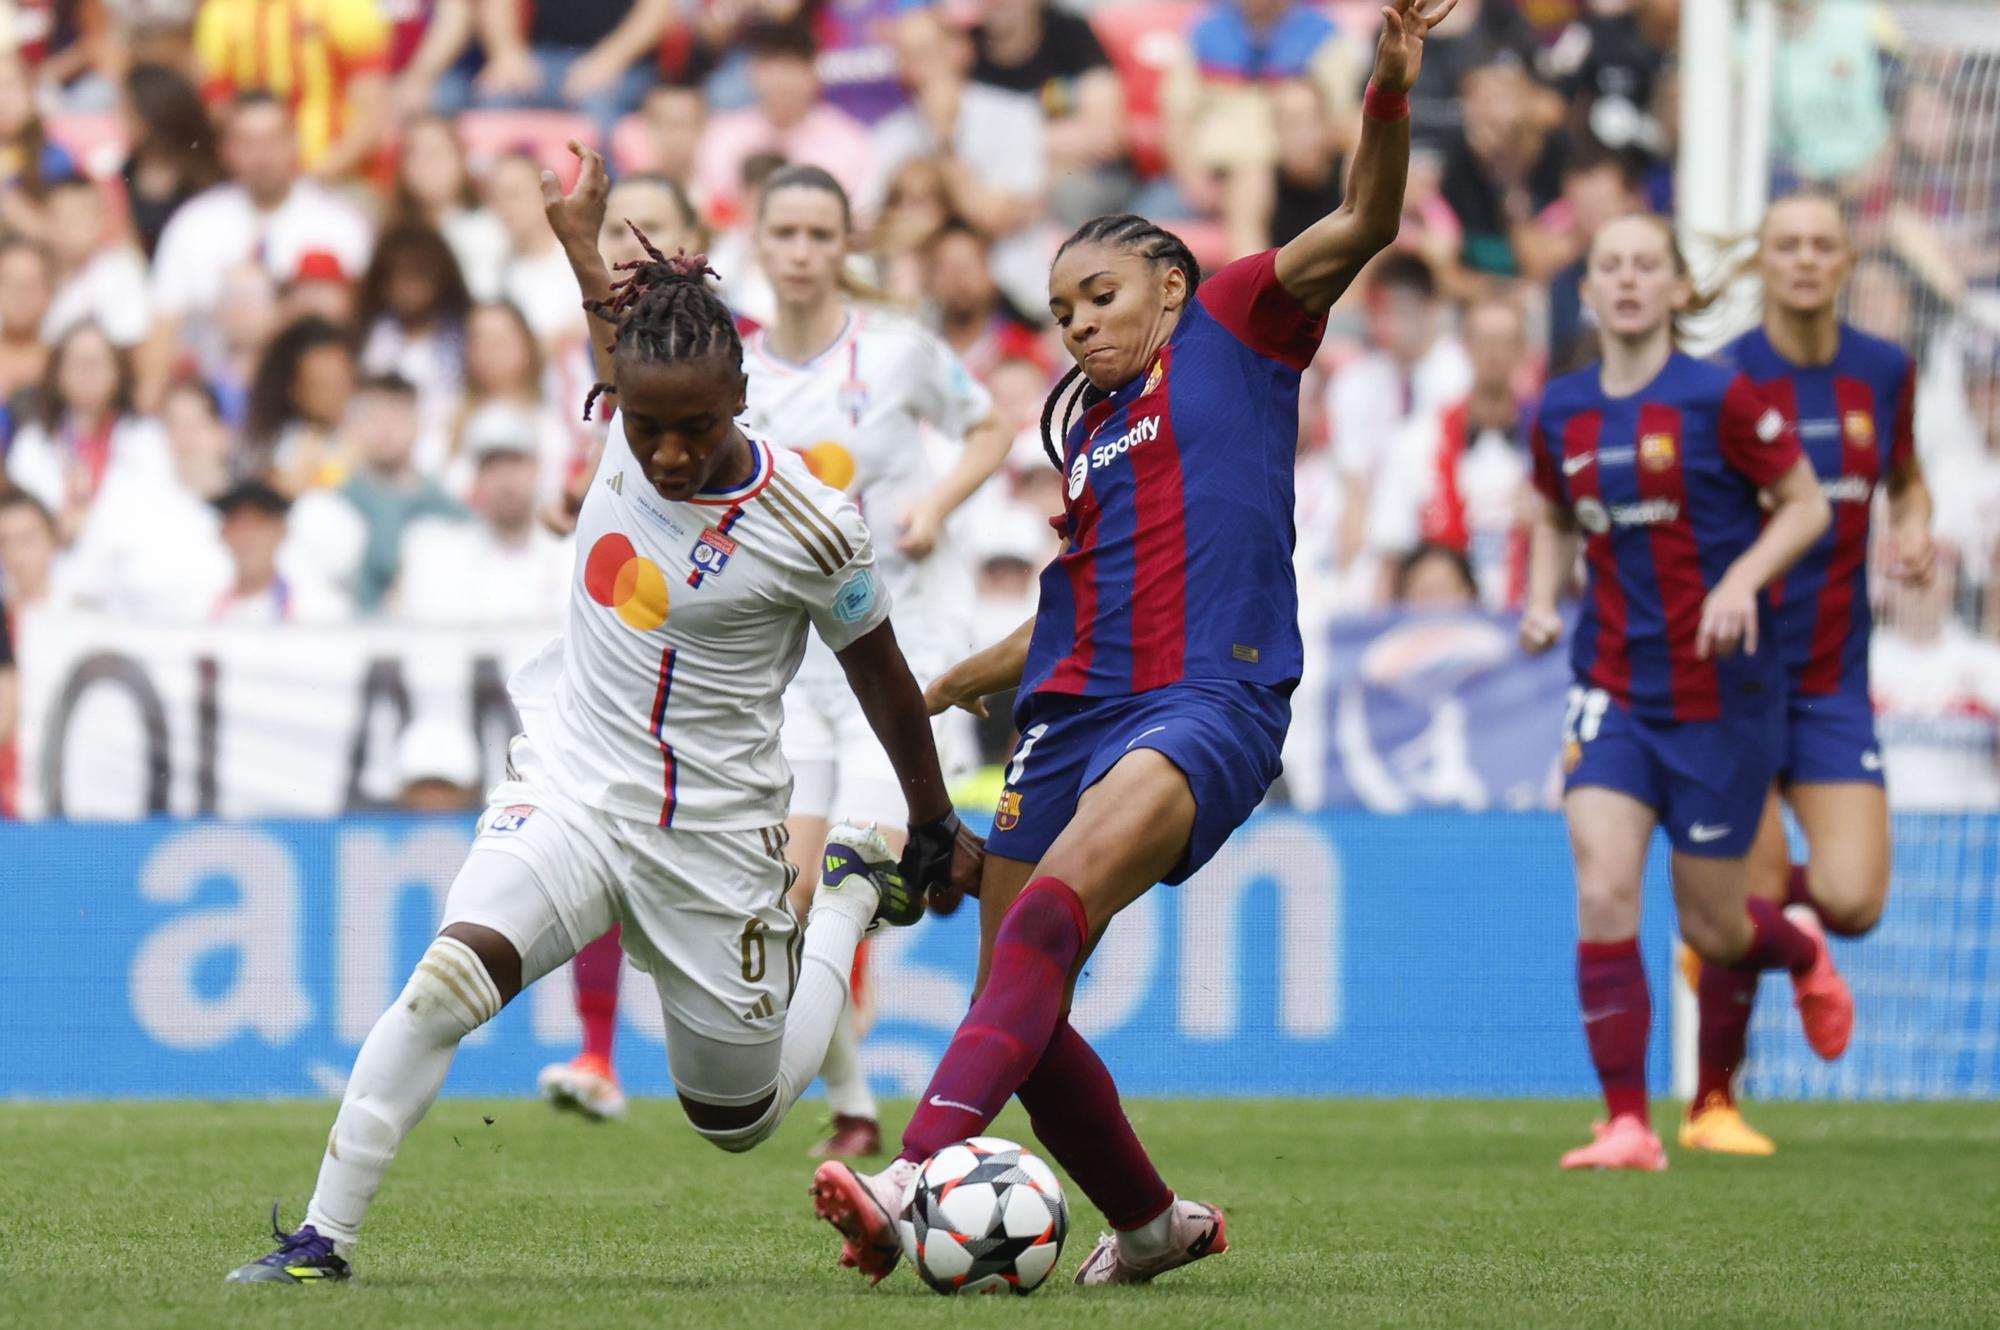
{"left": 811, "top": 0, "right": 1459, "bottom": 1291}
{"left": 225, "top": 142, "right": 982, "bottom": 1286}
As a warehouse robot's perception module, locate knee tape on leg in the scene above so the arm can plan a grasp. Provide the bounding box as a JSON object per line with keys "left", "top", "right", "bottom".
{"left": 403, "top": 936, "right": 503, "bottom": 1043}
{"left": 685, "top": 1094, "right": 783, "bottom": 1154}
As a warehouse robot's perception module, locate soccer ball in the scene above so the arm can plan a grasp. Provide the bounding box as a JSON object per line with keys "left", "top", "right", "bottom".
{"left": 898, "top": 1136, "right": 1069, "bottom": 1296}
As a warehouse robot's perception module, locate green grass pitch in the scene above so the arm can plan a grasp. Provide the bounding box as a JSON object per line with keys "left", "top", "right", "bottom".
{"left": 3, "top": 1099, "right": 1996, "bottom": 1329}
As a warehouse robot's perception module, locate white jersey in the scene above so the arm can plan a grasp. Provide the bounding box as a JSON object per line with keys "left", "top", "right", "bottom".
{"left": 1871, "top": 622, "right": 2000, "bottom": 811}
{"left": 742, "top": 306, "right": 992, "bottom": 677}
{"left": 509, "top": 416, "right": 891, "bottom": 829}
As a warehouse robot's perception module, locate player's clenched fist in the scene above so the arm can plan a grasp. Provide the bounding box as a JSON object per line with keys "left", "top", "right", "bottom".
{"left": 901, "top": 811, "right": 984, "bottom": 914}
{"left": 1519, "top": 605, "right": 1564, "bottom": 656}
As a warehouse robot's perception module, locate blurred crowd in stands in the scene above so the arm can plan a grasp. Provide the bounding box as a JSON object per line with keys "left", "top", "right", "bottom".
{"left": 0, "top": 0, "right": 1997, "bottom": 812}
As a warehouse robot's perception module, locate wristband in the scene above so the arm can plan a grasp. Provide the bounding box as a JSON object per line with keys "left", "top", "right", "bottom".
{"left": 1363, "top": 80, "right": 1410, "bottom": 123}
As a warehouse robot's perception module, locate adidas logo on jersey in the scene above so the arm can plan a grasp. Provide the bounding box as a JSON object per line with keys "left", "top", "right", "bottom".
{"left": 605, "top": 472, "right": 623, "bottom": 494}
{"left": 1090, "top": 415, "right": 1160, "bottom": 471}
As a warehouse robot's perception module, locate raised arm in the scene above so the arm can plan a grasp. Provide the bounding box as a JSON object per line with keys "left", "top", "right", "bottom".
{"left": 1272, "top": 0, "right": 1457, "bottom": 317}
{"left": 541, "top": 142, "right": 620, "bottom": 387}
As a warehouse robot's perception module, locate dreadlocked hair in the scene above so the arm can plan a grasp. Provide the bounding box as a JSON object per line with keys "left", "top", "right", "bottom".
{"left": 581, "top": 222, "right": 741, "bottom": 421}
{"left": 1037, "top": 214, "right": 1202, "bottom": 472}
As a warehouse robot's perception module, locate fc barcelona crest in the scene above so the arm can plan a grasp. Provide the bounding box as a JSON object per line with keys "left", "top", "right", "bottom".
{"left": 995, "top": 788, "right": 1023, "bottom": 832}
{"left": 1844, "top": 410, "right": 1875, "bottom": 448}
{"left": 1142, "top": 358, "right": 1164, "bottom": 396}
{"left": 1640, "top": 433, "right": 1677, "bottom": 471}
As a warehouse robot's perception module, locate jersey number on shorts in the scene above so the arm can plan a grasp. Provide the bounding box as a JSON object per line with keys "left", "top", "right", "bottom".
{"left": 1563, "top": 686, "right": 1610, "bottom": 747}
{"left": 1006, "top": 723, "right": 1051, "bottom": 787}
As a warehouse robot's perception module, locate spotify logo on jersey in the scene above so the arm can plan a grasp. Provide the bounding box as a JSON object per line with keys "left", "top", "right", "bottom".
{"left": 1068, "top": 453, "right": 1088, "bottom": 500}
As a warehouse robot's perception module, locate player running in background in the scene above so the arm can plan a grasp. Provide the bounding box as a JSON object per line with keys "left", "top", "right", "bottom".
{"left": 1678, "top": 193, "right": 1933, "bottom": 1154}
{"left": 536, "top": 166, "right": 1013, "bottom": 1154}
{"left": 745, "top": 164, "right": 1013, "bottom": 1156}
{"left": 809, "top": 0, "right": 1456, "bottom": 1288}
{"left": 1519, "top": 211, "right": 1849, "bottom": 1173}
{"left": 226, "top": 151, "right": 981, "bottom": 1284}
{"left": 536, "top": 171, "right": 710, "bottom": 1125}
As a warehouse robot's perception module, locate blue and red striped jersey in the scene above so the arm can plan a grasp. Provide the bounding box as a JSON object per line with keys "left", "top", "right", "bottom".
{"left": 1021, "top": 249, "right": 1326, "bottom": 705}
{"left": 1722, "top": 324, "right": 1915, "bottom": 699}
{"left": 1531, "top": 351, "right": 1804, "bottom": 722}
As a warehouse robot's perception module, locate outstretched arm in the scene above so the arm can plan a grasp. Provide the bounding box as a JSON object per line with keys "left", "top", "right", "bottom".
{"left": 1272, "top": 0, "right": 1457, "bottom": 316}
{"left": 838, "top": 621, "right": 987, "bottom": 906}
{"left": 925, "top": 615, "right": 1037, "bottom": 718}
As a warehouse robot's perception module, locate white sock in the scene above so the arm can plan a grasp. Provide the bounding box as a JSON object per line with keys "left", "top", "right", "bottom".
{"left": 772, "top": 880, "right": 874, "bottom": 1115}
{"left": 304, "top": 938, "right": 501, "bottom": 1255}
{"left": 1118, "top": 1194, "right": 1179, "bottom": 1260}
{"left": 819, "top": 1004, "right": 878, "bottom": 1120}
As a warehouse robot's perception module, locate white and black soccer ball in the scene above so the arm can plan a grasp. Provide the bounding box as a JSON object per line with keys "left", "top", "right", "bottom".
{"left": 898, "top": 1136, "right": 1069, "bottom": 1296}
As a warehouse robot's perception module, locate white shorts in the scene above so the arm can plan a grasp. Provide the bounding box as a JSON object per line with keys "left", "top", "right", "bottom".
{"left": 449, "top": 738, "right": 803, "bottom": 1055}
{"left": 781, "top": 653, "right": 972, "bottom": 826}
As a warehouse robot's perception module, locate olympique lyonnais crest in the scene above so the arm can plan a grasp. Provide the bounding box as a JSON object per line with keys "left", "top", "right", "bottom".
{"left": 691, "top": 527, "right": 737, "bottom": 577}
{"left": 995, "top": 789, "right": 1023, "bottom": 832}
{"left": 489, "top": 805, "right": 535, "bottom": 833}
{"left": 1639, "top": 433, "right": 1677, "bottom": 472}
{"left": 1844, "top": 410, "right": 1875, "bottom": 448}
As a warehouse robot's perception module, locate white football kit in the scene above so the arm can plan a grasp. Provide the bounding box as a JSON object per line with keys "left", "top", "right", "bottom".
{"left": 444, "top": 416, "right": 892, "bottom": 1048}
{"left": 743, "top": 307, "right": 992, "bottom": 823}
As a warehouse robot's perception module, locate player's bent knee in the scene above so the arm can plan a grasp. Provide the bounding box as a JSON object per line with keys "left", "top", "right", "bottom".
{"left": 679, "top": 1089, "right": 781, "bottom": 1153}
{"left": 399, "top": 936, "right": 505, "bottom": 1046}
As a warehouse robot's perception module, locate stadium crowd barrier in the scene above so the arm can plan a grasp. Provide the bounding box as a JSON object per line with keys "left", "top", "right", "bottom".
{"left": 6, "top": 809, "right": 1992, "bottom": 1101}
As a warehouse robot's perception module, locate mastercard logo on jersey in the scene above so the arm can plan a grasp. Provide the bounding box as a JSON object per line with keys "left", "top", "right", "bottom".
{"left": 585, "top": 533, "right": 671, "bottom": 631}
{"left": 995, "top": 788, "right": 1023, "bottom": 831}
{"left": 797, "top": 441, "right": 857, "bottom": 490}
{"left": 1639, "top": 433, "right": 1677, "bottom": 471}
{"left": 1844, "top": 410, "right": 1875, "bottom": 448}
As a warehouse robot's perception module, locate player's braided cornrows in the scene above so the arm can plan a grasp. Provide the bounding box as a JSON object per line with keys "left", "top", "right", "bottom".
{"left": 580, "top": 222, "right": 742, "bottom": 421}
{"left": 1037, "top": 215, "right": 1202, "bottom": 472}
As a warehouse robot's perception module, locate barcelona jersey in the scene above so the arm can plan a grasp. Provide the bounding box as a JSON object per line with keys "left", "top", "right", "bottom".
{"left": 1531, "top": 352, "right": 1804, "bottom": 723}
{"left": 1020, "top": 249, "right": 1327, "bottom": 709}
{"left": 1722, "top": 324, "right": 1915, "bottom": 700}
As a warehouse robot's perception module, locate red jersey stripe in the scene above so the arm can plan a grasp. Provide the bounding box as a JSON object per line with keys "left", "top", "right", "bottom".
{"left": 1635, "top": 403, "right": 1719, "bottom": 719}
{"left": 1128, "top": 346, "right": 1187, "bottom": 690}
{"left": 1803, "top": 376, "right": 1880, "bottom": 694}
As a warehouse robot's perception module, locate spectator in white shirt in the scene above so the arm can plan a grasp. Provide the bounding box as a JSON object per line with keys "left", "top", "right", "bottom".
{"left": 64, "top": 378, "right": 237, "bottom": 618}
{"left": 450, "top": 298, "right": 582, "bottom": 509}
{"left": 1872, "top": 555, "right": 2000, "bottom": 811}
{"left": 210, "top": 478, "right": 352, "bottom": 624}
{"left": 873, "top": 10, "right": 1048, "bottom": 315}
{"left": 0, "top": 488, "right": 70, "bottom": 612}
{"left": 41, "top": 175, "right": 153, "bottom": 350}
{"left": 357, "top": 221, "right": 472, "bottom": 476}
{"left": 395, "top": 714, "right": 485, "bottom": 812}
{"left": 394, "top": 402, "right": 570, "bottom": 625}
{"left": 392, "top": 113, "right": 508, "bottom": 302}
{"left": 142, "top": 92, "right": 373, "bottom": 407}
{"left": 1325, "top": 252, "right": 1472, "bottom": 603}
{"left": 488, "top": 150, "right": 587, "bottom": 347}
{"left": 1929, "top": 328, "right": 2000, "bottom": 619}
{"left": 6, "top": 323, "right": 172, "bottom": 540}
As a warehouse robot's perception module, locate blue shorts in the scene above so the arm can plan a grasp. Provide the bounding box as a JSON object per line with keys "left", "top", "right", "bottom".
{"left": 1561, "top": 684, "right": 1782, "bottom": 858}
{"left": 986, "top": 680, "right": 1290, "bottom": 885}
{"left": 1782, "top": 688, "right": 1885, "bottom": 787}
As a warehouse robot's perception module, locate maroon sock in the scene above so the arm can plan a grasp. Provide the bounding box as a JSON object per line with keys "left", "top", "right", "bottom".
{"left": 1578, "top": 938, "right": 1650, "bottom": 1122}
{"left": 1694, "top": 963, "right": 1758, "bottom": 1107}
{"left": 898, "top": 878, "right": 1088, "bottom": 1165}
{"left": 573, "top": 926, "right": 622, "bottom": 1065}
{"left": 1016, "top": 1017, "right": 1173, "bottom": 1231}
{"left": 1740, "top": 897, "right": 1818, "bottom": 974}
